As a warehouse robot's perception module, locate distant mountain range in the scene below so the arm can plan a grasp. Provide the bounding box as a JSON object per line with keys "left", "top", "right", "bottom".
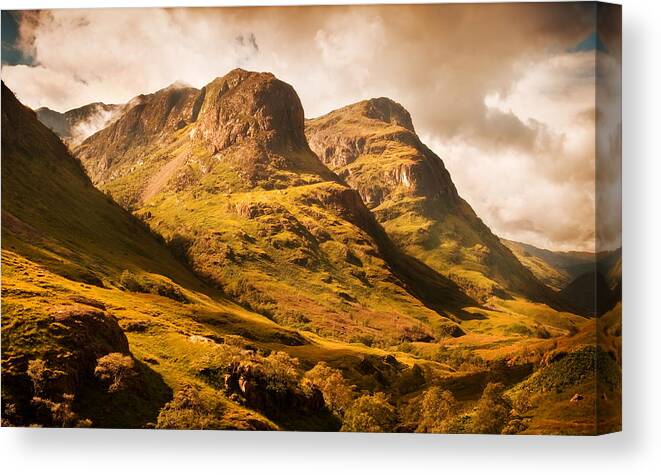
{"left": 503, "top": 239, "right": 621, "bottom": 316}
{"left": 36, "top": 102, "right": 125, "bottom": 146}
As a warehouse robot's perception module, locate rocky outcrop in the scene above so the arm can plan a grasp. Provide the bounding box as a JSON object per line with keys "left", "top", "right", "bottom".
{"left": 195, "top": 69, "right": 308, "bottom": 153}
{"left": 362, "top": 97, "right": 415, "bottom": 132}
{"left": 74, "top": 70, "right": 334, "bottom": 187}
{"left": 223, "top": 360, "right": 327, "bottom": 418}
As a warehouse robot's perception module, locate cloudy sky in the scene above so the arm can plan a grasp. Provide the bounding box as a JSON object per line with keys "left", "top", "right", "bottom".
{"left": 1, "top": 3, "right": 621, "bottom": 252}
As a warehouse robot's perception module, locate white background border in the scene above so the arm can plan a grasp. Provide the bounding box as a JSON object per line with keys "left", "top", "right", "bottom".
{"left": 1, "top": 1, "right": 659, "bottom": 473}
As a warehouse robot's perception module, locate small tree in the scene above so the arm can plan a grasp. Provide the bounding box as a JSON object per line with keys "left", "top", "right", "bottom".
{"left": 304, "top": 362, "right": 354, "bottom": 415}
{"left": 416, "top": 387, "right": 458, "bottom": 433}
{"left": 94, "top": 353, "right": 138, "bottom": 393}
{"left": 341, "top": 393, "right": 397, "bottom": 433}
{"left": 470, "top": 382, "right": 512, "bottom": 434}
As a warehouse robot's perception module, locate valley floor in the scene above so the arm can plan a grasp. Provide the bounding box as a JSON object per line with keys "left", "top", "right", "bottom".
{"left": 1, "top": 249, "right": 621, "bottom": 434}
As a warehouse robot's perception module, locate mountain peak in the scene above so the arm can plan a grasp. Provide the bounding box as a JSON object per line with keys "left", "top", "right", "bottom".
{"left": 362, "top": 97, "right": 415, "bottom": 132}
{"left": 195, "top": 69, "right": 306, "bottom": 152}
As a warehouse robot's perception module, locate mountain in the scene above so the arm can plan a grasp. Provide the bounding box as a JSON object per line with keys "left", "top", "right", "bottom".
{"left": 305, "top": 98, "right": 564, "bottom": 308}
{"left": 72, "top": 69, "right": 472, "bottom": 345}
{"left": 503, "top": 239, "right": 622, "bottom": 306}
{"left": 503, "top": 239, "right": 622, "bottom": 289}
{"left": 1, "top": 82, "right": 334, "bottom": 430}
{"left": 559, "top": 270, "right": 618, "bottom": 317}
{"left": 36, "top": 102, "right": 124, "bottom": 146}
{"left": 501, "top": 239, "right": 595, "bottom": 291}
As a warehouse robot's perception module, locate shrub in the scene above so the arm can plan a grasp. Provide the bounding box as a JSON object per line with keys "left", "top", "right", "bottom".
{"left": 31, "top": 394, "right": 91, "bottom": 428}
{"left": 27, "top": 359, "right": 50, "bottom": 396}
{"left": 156, "top": 385, "right": 226, "bottom": 430}
{"left": 341, "top": 393, "right": 397, "bottom": 433}
{"left": 94, "top": 353, "right": 138, "bottom": 393}
{"left": 470, "top": 382, "right": 512, "bottom": 434}
{"left": 304, "top": 362, "right": 354, "bottom": 415}
{"left": 261, "top": 351, "right": 301, "bottom": 393}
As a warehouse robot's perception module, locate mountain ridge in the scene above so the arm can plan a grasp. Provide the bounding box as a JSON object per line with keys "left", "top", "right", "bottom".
{"left": 36, "top": 102, "right": 124, "bottom": 146}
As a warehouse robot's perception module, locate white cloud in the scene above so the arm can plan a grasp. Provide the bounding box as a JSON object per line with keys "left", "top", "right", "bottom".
{"left": 425, "top": 51, "right": 599, "bottom": 252}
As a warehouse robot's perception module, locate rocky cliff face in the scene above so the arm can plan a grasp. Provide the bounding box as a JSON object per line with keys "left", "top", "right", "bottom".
{"left": 306, "top": 98, "right": 566, "bottom": 308}
{"left": 75, "top": 70, "right": 333, "bottom": 189}
{"left": 307, "top": 98, "right": 459, "bottom": 209}
{"left": 0, "top": 302, "right": 136, "bottom": 428}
